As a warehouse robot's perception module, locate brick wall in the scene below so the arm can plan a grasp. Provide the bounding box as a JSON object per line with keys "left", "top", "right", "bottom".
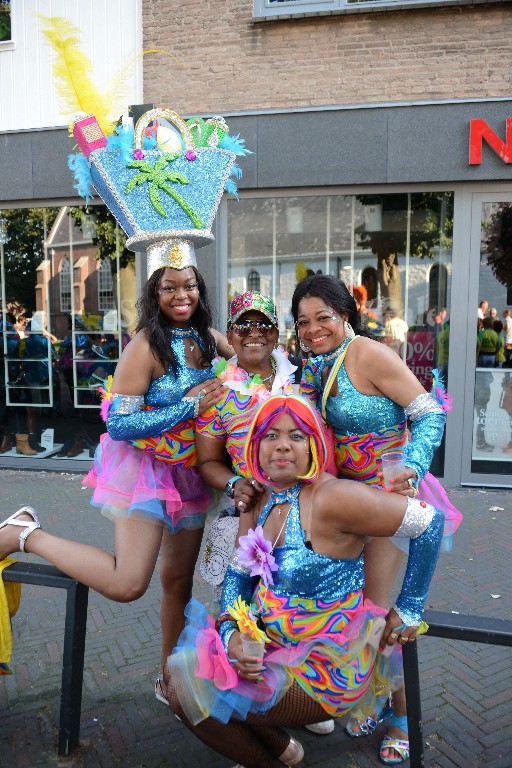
{"left": 142, "top": 1, "right": 512, "bottom": 114}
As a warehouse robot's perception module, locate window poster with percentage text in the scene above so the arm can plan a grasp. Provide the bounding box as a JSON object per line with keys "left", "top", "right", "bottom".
{"left": 404, "top": 330, "right": 435, "bottom": 390}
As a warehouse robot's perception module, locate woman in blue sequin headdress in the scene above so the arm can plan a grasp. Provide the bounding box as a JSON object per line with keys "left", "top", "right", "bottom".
{"left": 0, "top": 18, "right": 253, "bottom": 705}
{"left": 161, "top": 395, "right": 443, "bottom": 767}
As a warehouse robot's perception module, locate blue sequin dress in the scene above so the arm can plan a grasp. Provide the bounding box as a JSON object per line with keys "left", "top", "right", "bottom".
{"left": 300, "top": 337, "right": 461, "bottom": 549}
{"left": 84, "top": 328, "right": 213, "bottom": 533}
{"left": 169, "top": 485, "right": 443, "bottom": 726}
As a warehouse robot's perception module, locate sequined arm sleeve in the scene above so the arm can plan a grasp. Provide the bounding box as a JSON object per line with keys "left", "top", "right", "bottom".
{"left": 402, "top": 393, "right": 446, "bottom": 482}
{"left": 106, "top": 394, "right": 196, "bottom": 441}
{"left": 218, "top": 553, "right": 258, "bottom": 651}
{"left": 393, "top": 501, "right": 444, "bottom": 626}
{"left": 299, "top": 359, "right": 320, "bottom": 408}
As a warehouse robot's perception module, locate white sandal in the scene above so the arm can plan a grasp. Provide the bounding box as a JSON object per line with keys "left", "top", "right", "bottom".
{"left": 0, "top": 506, "right": 41, "bottom": 551}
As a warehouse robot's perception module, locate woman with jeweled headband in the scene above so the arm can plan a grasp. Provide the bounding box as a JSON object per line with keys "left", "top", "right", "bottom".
{"left": 292, "top": 274, "right": 461, "bottom": 763}
{"left": 196, "top": 290, "right": 296, "bottom": 585}
{"left": 164, "top": 395, "right": 443, "bottom": 768}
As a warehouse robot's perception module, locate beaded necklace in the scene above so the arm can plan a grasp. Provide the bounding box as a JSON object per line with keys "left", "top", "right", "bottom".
{"left": 321, "top": 336, "right": 351, "bottom": 363}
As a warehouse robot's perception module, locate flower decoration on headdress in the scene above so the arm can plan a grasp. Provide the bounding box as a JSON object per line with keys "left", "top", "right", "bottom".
{"left": 228, "top": 597, "right": 267, "bottom": 644}
{"left": 237, "top": 526, "right": 279, "bottom": 586}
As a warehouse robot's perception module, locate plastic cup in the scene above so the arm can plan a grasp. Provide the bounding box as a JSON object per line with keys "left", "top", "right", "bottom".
{"left": 381, "top": 451, "right": 405, "bottom": 490}
{"left": 240, "top": 632, "right": 265, "bottom": 659}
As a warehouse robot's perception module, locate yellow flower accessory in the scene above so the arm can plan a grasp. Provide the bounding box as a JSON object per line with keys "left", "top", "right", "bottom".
{"left": 416, "top": 620, "right": 429, "bottom": 636}
{"left": 228, "top": 597, "right": 267, "bottom": 643}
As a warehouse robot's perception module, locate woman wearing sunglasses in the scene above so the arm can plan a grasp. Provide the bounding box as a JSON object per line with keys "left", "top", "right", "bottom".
{"left": 196, "top": 290, "right": 296, "bottom": 534}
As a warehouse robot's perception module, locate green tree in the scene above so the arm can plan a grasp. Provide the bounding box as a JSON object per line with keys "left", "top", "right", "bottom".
{"left": 69, "top": 206, "right": 134, "bottom": 271}
{"left": 356, "top": 193, "right": 453, "bottom": 314}
{"left": 0, "top": 208, "right": 59, "bottom": 313}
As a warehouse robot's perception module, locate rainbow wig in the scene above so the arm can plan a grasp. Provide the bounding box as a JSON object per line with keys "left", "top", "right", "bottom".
{"left": 244, "top": 395, "right": 330, "bottom": 486}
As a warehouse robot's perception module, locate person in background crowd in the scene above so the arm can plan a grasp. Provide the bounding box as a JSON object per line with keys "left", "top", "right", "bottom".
{"left": 478, "top": 300, "right": 488, "bottom": 320}
{"left": 503, "top": 309, "right": 512, "bottom": 365}
{"left": 476, "top": 316, "right": 499, "bottom": 368}
{"left": 492, "top": 320, "right": 506, "bottom": 368}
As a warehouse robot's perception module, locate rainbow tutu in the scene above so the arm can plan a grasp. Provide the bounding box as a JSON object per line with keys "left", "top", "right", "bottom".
{"left": 169, "top": 589, "right": 403, "bottom": 726}
{"left": 84, "top": 434, "right": 210, "bottom": 533}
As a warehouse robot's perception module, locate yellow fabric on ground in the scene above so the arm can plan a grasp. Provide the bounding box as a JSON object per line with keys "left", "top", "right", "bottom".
{"left": 0, "top": 558, "right": 22, "bottom": 674}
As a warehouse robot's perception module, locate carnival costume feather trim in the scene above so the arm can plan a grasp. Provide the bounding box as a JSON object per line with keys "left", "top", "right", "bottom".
{"left": 40, "top": 16, "right": 116, "bottom": 137}
{"left": 98, "top": 375, "right": 115, "bottom": 422}
{"left": 431, "top": 367, "right": 453, "bottom": 412}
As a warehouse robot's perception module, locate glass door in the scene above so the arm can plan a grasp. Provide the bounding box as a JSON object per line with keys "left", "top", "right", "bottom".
{"left": 462, "top": 193, "right": 512, "bottom": 485}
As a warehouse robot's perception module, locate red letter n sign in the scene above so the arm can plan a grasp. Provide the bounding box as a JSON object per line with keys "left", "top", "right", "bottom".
{"left": 469, "top": 118, "right": 512, "bottom": 165}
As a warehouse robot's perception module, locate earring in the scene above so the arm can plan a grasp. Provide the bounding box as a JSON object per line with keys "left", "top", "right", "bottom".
{"left": 299, "top": 338, "right": 311, "bottom": 353}
{"left": 344, "top": 320, "right": 355, "bottom": 339}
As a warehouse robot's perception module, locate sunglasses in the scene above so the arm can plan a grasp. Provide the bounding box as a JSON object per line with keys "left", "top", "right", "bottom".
{"left": 231, "top": 320, "right": 276, "bottom": 336}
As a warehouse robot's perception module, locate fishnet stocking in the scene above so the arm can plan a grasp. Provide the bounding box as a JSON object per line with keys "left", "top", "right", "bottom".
{"left": 165, "top": 668, "right": 332, "bottom": 768}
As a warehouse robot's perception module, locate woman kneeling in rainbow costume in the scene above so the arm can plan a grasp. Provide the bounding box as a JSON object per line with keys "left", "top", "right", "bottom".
{"left": 164, "top": 395, "right": 443, "bottom": 768}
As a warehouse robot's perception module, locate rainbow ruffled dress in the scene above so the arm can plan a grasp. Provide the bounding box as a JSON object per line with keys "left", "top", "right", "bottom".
{"left": 169, "top": 487, "right": 403, "bottom": 725}
{"left": 84, "top": 328, "right": 212, "bottom": 533}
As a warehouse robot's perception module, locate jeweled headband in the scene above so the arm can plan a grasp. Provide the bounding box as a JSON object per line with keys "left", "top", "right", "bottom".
{"left": 228, "top": 291, "right": 278, "bottom": 327}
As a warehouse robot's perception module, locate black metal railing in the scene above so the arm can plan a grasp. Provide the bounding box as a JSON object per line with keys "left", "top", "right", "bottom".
{"left": 403, "top": 610, "right": 512, "bottom": 767}
{"left": 3, "top": 562, "right": 89, "bottom": 756}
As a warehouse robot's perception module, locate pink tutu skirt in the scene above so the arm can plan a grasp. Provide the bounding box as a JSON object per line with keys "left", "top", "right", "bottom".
{"left": 83, "top": 433, "right": 210, "bottom": 534}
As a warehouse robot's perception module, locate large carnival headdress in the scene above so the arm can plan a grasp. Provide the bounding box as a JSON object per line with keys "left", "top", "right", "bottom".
{"left": 71, "top": 108, "right": 241, "bottom": 276}
{"left": 41, "top": 16, "right": 250, "bottom": 277}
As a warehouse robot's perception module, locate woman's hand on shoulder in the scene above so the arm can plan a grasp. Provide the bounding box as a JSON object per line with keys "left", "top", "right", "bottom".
{"left": 211, "top": 328, "right": 234, "bottom": 359}
{"left": 186, "top": 378, "right": 225, "bottom": 413}
{"left": 233, "top": 478, "right": 264, "bottom": 515}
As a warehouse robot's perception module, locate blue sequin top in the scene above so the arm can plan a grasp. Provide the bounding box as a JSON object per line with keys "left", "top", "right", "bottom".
{"left": 303, "top": 338, "right": 404, "bottom": 436}
{"left": 145, "top": 329, "right": 213, "bottom": 407}
{"left": 258, "top": 487, "right": 365, "bottom": 601}
{"left": 107, "top": 328, "right": 214, "bottom": 442}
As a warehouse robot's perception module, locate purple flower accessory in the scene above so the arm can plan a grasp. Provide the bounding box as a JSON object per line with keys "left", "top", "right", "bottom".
{"left": 133, "top": 149, "right": 145, "bottom": 160}
{"left": 237, "top": 526, "right": 278, "bottom": 586}
{"left": 185, "top": 149, "right": 197, "bottom": 161}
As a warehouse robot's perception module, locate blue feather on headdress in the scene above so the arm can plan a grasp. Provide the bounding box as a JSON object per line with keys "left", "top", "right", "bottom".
{"left": 68, "top": 154, "right": 93, "bottom": 203}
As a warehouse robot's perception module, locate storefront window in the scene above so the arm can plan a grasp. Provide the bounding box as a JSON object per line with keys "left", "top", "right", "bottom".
{"left": 226, "top": 191, "right": 453, "bottom": 474}
{"left": 0, "top": 204, "right": 136, "bottom": 462}
{"left": 473, "top": 201, "right": 512, "bottom": 473}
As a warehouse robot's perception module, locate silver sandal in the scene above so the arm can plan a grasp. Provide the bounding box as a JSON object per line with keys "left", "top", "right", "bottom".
{"left": 0, "top": 506, "right": 41, "bottom": 551}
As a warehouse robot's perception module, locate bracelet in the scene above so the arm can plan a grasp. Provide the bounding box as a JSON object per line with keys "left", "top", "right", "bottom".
{"left": 181, "top": 395, "right": 200, "bottom": 418}
{"left": 222, "top": 628, "right": 236, "bottom": 655}
{"left": 215, "top": 613, "right": 235, "bottom": 632}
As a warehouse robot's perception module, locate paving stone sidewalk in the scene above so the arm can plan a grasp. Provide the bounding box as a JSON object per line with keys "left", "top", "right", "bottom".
{"left": 0, "top": 470, "right": 511, "bottom": 768}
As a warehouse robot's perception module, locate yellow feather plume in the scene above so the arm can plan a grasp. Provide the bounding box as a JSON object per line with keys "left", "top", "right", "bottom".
{"left": 105, "top": 49, "right": 183, "bottom": 122}
{"left": 40, "top": 15, "right": 184, "bottom": 139}
{"left": 39, "top": 15, "right": 116, "bottom": 136}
